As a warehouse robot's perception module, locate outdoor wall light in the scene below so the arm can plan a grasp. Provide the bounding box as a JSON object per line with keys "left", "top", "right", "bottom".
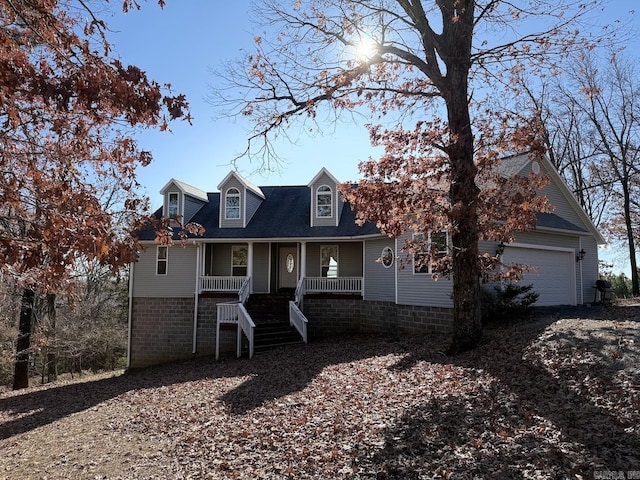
{"left": 576, "top": 248, "right": 586, "bottom": 262}
{"left": 496, "top": 242, "right": 506, "bottom": 256}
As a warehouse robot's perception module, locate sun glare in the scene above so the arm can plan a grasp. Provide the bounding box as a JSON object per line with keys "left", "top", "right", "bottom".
{"left": 354, "top": 37, "right": 378, "bottom": 62}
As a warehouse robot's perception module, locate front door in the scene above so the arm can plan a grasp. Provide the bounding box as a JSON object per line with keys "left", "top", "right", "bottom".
{"left": 278, "top": 247, "right": 298, "bottom": 290}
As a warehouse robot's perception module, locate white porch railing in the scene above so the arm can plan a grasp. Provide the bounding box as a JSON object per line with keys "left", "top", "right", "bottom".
{"left": 294, "top": 278, "right": 305, "bottom": 310}
{"left": 216, "top": 301, "right": 240, "bottom": 360}
{"left": 201, "top": 276, "right": 247, "bottom": 293}
{"left": 304, "top": 276, "right": 363, "bottom": 294}
{"left": 289, "top": 301, "right": 308, "bottom": 344}
{"left": 237, "top": 304, "right": 255, "bottom": 359}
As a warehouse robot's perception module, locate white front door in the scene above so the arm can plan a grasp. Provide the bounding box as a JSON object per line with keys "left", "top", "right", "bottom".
{"left": 279, "top": 247, "right": 298, "bottom": 290}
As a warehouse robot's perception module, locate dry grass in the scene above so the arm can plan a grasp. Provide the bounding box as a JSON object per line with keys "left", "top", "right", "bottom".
{"left": 0, "top": 307, "right": 639, "bottom": 479}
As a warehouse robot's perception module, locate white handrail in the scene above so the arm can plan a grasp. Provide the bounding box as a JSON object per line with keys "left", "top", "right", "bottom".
{"left": 289, "top": 301, "right": 308, "bottom": 344}
{"left": 294, "top": 278, "right": 305, "bottom": 309}
{"left": 238, "top": 276, "right": 251, "bottom": 304}
{"left": 201, "top": 276, "right": 247, "bottom": 292}
{"left": 304, "top": 276, "right": 362, "bottom": 294}
{"left": 237, "top": 304, "right": 255, "bottom": 359}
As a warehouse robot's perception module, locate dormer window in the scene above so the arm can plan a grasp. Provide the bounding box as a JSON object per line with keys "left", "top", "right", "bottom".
{"left": 225, "top": 188, "right": 241, "bottom": 219}
{"left": 167, "top": 192, "right": 179, "bottom": 218}
{"left": 316, "top": 185, "right": 332, "bottom": 217}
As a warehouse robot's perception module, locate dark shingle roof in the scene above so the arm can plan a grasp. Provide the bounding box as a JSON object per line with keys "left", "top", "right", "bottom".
{"left": 137, "top": 185, "right": 380, "bottom": 241}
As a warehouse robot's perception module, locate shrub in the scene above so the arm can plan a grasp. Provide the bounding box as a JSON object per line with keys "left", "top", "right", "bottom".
{"left": 481, "top": 283, "right": 539, "bottom": 326}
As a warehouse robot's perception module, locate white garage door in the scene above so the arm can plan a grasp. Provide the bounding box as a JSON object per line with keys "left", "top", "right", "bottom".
{"left": 502, "top": 247, "right": 575, "bottom": 306}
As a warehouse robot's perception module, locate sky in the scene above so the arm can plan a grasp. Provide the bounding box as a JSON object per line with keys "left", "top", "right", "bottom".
{"left": 105, "top": 1, "right": 639, "bottom": 274}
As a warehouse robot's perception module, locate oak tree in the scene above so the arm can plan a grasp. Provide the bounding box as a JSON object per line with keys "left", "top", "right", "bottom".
{"left": 1, "top": 0, "right": 190, "bottom": 389}
{"left": 216, "top": 0, "right": 606, "bottom": 353}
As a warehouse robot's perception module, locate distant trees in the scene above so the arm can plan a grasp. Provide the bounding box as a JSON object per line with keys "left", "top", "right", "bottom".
{"left": 0, "top": 0, "right": 190, "bottom": 389}
{"left": 534, "top": 51, "right": 640, "bottom": 296}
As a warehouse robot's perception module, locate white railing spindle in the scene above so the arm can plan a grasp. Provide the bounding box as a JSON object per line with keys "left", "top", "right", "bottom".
{"left": 303, "top": 276, "right": 362, "bottom": 294}
{"left": 201, "top": 276, "right": 247, "bottom": 292}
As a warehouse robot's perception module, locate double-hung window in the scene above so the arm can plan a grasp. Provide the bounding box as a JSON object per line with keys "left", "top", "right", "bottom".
{"left": 225, "top": 188, "right": 241, "bottom": 219}
{"left": 156, "top": 246, "right": 168, "bottom": 275}
{"left": 167, "top": 192, "right": 179, "bottom": 218}
{"left": 232, "top": 245, "right": 248, "bottom": 276}
{"left": 320, "top": 245, "right": 338, "bottom": 278}
{"left": 316, "top": 185, "right": 332, "bottom": 218}
{"left": 413, "top": 232, "right": 448, "bottom": 274}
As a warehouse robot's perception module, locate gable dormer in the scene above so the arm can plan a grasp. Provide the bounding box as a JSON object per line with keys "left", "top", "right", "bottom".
{"left": 217, "top": 171, "right": 265, "bottom": 228}
{"left": 160, "top": 178, "right": 208, "bottom": 223}
{"left": 308, "top": 168, "right": 343, "bottom": 227}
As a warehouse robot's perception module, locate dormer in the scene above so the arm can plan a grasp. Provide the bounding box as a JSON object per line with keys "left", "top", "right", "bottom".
{"left": 217, "top": 171, "right": 265, "bottom": 228}
{"left": 308, "top": 168, "right": 343, "bottom": 227}
{"left": 160, "top": 179, "right": 208, "bottom": 223}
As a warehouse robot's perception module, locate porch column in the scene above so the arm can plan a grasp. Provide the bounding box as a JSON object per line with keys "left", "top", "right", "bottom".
{"left": 300, "top": 241, "right": 307, "bottom": 281}
{"left": 247, "top": 241, "right": 254, "bottom": 293}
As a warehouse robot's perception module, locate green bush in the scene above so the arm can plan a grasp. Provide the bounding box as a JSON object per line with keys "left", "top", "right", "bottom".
{"left": 481, "top": 283, "right": 539, "bottom": 325}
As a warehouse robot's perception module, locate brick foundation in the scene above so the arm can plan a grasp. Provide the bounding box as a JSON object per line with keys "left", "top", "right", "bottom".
{"left": 130, "top": 295, "right": 453, "bottom": 368}
{"left": 130, "top": 295, "right": 236, "bottom": 368}
{"left": 303, "top": 295, "right": 453, "bottom": 338}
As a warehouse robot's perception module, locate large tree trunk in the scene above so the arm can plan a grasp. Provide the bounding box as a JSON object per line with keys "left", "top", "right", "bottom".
{"left": 46, "top": 293, "right": 57, "bottom": 383}
{"left": 444, "top": 65, "right": 482, "bottom": 354}
{"left": 13, "top": 288, "right": 35, "bottom": 390}
{"left": 622, "top": 185, "right": 640, "bottom": 296}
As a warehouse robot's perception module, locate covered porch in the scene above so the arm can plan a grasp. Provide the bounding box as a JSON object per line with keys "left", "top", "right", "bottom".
{"left": 197, "top": 240, "right": 364, "bottom": 296}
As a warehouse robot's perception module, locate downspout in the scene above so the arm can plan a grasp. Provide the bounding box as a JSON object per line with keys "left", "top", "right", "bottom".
{"left": 578, "top": 238, "right": 583, "bottom": 305}
{"left": 192, "top": 242, "right": 201, "bottom": 354}
{"left": 126, "top": 262, "right": 134, "bottom": 368}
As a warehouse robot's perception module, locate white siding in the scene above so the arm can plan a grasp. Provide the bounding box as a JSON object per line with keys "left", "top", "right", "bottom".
{"left": 396, "top": 232, "right": 453, "bottom": 308}
{"left": 364, "top": 238, "right": 396, "bottom": 302}
{"left": 133, "top": 244, "right": 197, "bottom": 297}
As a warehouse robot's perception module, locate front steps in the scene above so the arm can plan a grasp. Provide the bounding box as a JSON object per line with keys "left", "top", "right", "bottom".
{"left": 243, "top": 293, "right": 304, "bottom": 353}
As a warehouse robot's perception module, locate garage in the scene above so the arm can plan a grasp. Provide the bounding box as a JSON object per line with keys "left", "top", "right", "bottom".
{"left": 501, "top": 246, "right": 576, "bottom": 306}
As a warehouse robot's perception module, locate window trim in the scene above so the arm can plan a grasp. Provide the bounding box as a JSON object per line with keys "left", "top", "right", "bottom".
{"left": 167, "top": 192, "right": 180, "bottom": 218}
{"left": 156, "top": 245, "right": 168, "bottom": 275}
{"left": 320, "top": 244, "right": 339, "bottom": 278}
{"left": 413, "top": 231, "right": 448, "bottom": 275}
{"left": 381, "top": 246, "right": 394, "bottom": 268}
{"left": 316, "top": 185, "right": 333, "bottom": 218}
{"left": 225, "top": 187, "right": 241, "bottom": 220}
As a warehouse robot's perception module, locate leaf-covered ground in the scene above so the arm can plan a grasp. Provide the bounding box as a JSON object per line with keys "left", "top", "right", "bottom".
{"left": 1, "top": 307, "right": 639, "bottom": 479}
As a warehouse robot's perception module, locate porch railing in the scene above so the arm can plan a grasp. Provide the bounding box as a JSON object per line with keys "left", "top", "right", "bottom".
{"left": 215, "top": 301, "right": 240, "bottom": 360}
{"left": 238, "top": 276, "right": 251, "bottom": 304}
{"left": 289, "top": 301, "right": 308, "bottom": 344}
{"left": 304, "top": 276, "right": 363, "bottom": 294}
{"left": 237, "top": 303, "right": 255, "bottom": 359}
{"left": 201, "top": 275, "right": 247, "bottom": 293}
{"left": 294, "top": 278, "right": 305, "bottom": 310}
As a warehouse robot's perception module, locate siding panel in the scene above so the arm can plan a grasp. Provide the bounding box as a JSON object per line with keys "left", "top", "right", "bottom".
{"left": 364, "top": 238, "right": 396, "bottom": 302}
{"left": 246, "top": 191, "right": 263, "bottom": 224}
{"left": 133, "top": 244, "right": 197, "bottom": 297}
{"left": 253, "top": 242, "right": 270, "bottom": 292}
{"left": 184, "top": 196, "right": 205, "bottom": 223}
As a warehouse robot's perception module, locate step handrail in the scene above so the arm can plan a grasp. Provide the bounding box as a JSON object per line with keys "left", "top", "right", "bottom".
{"left": 237, "top": 303, "right": 255, "bottom": 359}
{"left": 289, "top": 301, "right": 308, "bottom": 344}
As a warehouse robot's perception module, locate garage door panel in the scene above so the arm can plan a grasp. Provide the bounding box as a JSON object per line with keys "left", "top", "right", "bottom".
{"left": 502, "top": 247, "right": 575, "bottom": 306}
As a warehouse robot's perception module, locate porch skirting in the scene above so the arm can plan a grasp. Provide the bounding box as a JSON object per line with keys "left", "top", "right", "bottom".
{"left": 303, "top": 296, "right": 453, "bottom": 338}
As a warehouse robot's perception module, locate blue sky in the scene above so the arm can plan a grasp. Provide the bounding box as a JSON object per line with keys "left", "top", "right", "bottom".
{"left": 107, "top": 1, "right": 638, "bottom": 274}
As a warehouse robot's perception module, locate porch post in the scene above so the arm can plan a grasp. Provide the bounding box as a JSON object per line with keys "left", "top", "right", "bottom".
{"left": 300, "top": 241, "right": 307, "bottom": 282}
{"left": 247, "top": 241, "right": 254, "bottom": 293}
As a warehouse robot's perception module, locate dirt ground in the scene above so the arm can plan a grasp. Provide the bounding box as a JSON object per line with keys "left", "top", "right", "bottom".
{"left": 0, "top": 305, "right": 638, "bottom": 479}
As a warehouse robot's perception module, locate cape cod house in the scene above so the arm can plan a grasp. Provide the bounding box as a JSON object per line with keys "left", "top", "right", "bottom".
{"left": 127, "top": 154, "right": 604, "bottom": 368}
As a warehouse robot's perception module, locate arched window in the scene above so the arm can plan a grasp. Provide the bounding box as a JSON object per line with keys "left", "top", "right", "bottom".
{"left": 225, "top": 188, "right": 241, "bottom": 219}
{"left": 316, "top": 185, "right": 332, "bottom": 217}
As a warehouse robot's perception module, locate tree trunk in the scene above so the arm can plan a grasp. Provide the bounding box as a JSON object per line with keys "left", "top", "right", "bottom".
{"left": 13, "top": 288, "right": 35, "bottom": 390}
{"left": 622, "top": 185, "right": 640, "bottom": 296}
{"left": 46, "top": 293, "right": 57, "bottom": 382}
{"left": 444, "top": 68, "right": 482, "bottom": 355}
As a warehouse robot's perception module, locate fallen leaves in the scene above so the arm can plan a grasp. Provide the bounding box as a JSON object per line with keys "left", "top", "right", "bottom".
{"left": 0, "top": 311, "right": 639, "bottom": 479}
